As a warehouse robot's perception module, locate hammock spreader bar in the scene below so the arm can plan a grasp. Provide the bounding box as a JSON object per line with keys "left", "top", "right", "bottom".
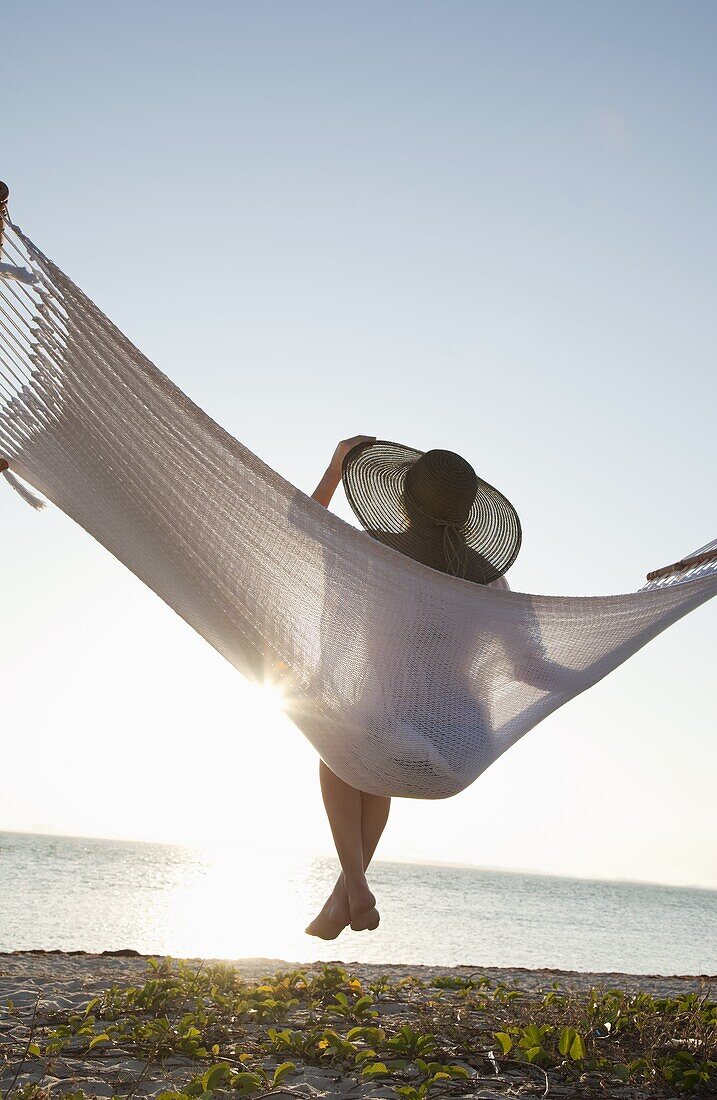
{"left": 646, "top": 548, "right": 717, "bottom": 583}
{"left": 1, "top": 183, "right": 715, "bottom": 800}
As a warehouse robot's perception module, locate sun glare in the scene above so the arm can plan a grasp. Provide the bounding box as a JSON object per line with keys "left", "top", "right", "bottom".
{"left": 232, "top": 677, "right": 290, "bottom": 735}
{"left": 165, "top": 844, "right": 314, "bottom": 958}
{"left": 258, "top": 678, "right": 288, "bottom": 714}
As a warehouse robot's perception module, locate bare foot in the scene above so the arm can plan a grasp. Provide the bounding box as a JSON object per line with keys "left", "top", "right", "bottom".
{"left": 305, "top": 883, "right": 351, "bottom": 940}
{"left": 347, "top": 881, "right": 380, "bottom": 932}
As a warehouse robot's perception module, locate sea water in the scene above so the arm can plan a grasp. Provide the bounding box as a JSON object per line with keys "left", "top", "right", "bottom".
{"left": 1, "top": 831, "right": 714, "bottom": 974}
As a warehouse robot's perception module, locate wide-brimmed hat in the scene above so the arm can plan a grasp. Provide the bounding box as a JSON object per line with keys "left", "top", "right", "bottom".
{"left": 342, "top": 440, "right": 521, "bottom": 584}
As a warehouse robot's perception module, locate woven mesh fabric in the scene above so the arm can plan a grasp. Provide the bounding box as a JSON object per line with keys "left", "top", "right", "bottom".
{"left": 1, "top": 219, "right": 715, "bottom": 799}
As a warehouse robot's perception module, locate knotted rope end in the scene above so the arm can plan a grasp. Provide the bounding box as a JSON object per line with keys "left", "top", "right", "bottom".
{"left": 2, "top": 469, "right": 46, "bottom": 510}
{"left": 0, "top": 261, "right": 37, "bottom": 286}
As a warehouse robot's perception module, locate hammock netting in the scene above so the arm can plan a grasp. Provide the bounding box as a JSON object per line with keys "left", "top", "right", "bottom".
{"left": 1, "top": 217, "right": 715, "bottom": 799}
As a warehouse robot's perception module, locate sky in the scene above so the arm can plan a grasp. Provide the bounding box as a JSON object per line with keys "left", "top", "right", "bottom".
{"left": 2, "top": 1, "right": 716, "bottom": 889}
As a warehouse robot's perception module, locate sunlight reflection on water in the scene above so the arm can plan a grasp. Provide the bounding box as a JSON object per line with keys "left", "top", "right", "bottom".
{"left": 1, "top": 832, "right": 716, "bottom": 974}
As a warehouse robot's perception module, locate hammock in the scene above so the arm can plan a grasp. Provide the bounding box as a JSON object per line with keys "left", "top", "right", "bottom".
{"left": 0, "top": 212, "right": 715, "bottom": 800}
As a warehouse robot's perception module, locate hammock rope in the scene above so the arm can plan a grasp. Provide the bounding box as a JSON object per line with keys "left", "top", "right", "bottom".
{"left": 1, "top": 202, "right": 715, "bottom": 800}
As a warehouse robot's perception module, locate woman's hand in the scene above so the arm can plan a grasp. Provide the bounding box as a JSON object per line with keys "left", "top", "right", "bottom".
{"left": 312, "top": 435, "right": 376, "bottom": 508}
{"left": 330, "top": 435, "right": 376, "bottom": 473}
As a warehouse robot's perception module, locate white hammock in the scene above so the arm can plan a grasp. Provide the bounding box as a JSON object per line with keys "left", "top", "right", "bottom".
{"left": 1, "top": 217, "right": 715, "bottom": 800}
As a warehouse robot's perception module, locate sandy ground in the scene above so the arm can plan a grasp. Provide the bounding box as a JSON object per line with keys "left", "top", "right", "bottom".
{"left": 1, "top": 952, "right": 714, "bottom": 1099}
{"left": 2, "top": 950, "right": 713, "bottom": 996}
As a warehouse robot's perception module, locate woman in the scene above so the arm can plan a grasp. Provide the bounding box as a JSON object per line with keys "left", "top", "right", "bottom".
{"left": 0, "top": 445, "right": 519, "bottom": 940}
{"left": 306, "top": 436, "right": 521, "bottom": 939}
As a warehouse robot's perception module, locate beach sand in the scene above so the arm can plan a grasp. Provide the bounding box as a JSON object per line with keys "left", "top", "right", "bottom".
{"left": 1, "top": 952, "right": 714, "bottom": 1098}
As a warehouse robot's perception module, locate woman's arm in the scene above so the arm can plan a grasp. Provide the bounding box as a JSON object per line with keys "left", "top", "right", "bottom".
{"left": 312, "top": 435, "right": 375, "bottom": 508}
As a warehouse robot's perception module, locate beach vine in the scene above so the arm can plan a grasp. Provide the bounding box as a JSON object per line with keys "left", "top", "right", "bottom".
{"left": 1, "top": 958, "right": 715, "bottom": 1098}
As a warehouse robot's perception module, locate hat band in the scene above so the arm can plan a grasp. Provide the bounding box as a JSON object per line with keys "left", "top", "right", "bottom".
{"left": 441, "top": 523, "right": 469, "bottom": 579}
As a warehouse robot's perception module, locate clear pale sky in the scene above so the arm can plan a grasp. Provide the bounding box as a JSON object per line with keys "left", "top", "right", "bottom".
{"left": 2, "top": 1, "right": 716, "bottom": 888}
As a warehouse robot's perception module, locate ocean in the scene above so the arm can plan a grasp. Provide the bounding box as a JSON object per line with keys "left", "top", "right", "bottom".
{"left": 1, "top": 831, "right": 714, "bottom": 975}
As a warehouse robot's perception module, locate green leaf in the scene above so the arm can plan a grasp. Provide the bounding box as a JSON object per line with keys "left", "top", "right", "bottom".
{"left": 272, "top": 1061, "right": 297, "bottom": 1085}
{"left": 88, "top": 1033, "right": 110, "bottom": 1050}
{"left": 354, "top": 1049, "right": 377, "bottom": 1063}
{"left": 521, "top": 1025, "right": 543, "bottom": 1047}
{"left": 232, "top": 1071, "right": 263, "bottom": 1096}
{"left": 494, "top": 1032, "right": 513, "bottom": 1056}
{"left": 28, "top": 1043, "right": 42, "bottom": 1058}
{"left": 362, "top": 1061, "right": 390, "bottom": 1079}
{"left": 569, "top": 1033, "right": 586, "bottom": 1061}
{"left": 347, "top": 1025, "right": 384, "bottom": 1043}
{"left": 201, "top": 1062, "right": 231, "bottom": 1091}
{"left": 558, "top": 1027, "right": 575, "bottom": 1057}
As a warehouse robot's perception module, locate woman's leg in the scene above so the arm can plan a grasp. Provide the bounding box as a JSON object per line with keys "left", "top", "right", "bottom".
{"left": 318, "top": 787, "right": 392, "bottom": 930}
{"left": 305, "top": 762, "right": 390, "bottom": 938}
{"left": 357, "top": 789, "right": 392, "bottom": 869}
{"left": 318, "top": 762, "right": 369, "bottom": 901}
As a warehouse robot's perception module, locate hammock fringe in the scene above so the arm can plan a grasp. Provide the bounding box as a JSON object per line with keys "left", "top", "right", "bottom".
{"left": 3, "top": 469, "right": 46, "bottom": 510}
{"left": 0, "top": 261, "right": 37, "bottom": 286}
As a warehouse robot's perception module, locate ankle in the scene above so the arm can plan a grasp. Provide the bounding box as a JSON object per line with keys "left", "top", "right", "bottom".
{"left": 345, "top": 876, "right": 373, "bottom": 903}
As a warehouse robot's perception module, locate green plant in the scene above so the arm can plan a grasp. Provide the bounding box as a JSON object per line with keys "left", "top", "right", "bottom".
{"left": 385, "top": 1025, "right": 436, "bottom": 1059}
{"left": 326, "top": 991, "right": 378, "bottom": 1022}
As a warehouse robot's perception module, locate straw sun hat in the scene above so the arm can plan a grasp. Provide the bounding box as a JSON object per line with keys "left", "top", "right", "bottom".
{"left": 342, "top": 440, "right": 521, "bottom": 584}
